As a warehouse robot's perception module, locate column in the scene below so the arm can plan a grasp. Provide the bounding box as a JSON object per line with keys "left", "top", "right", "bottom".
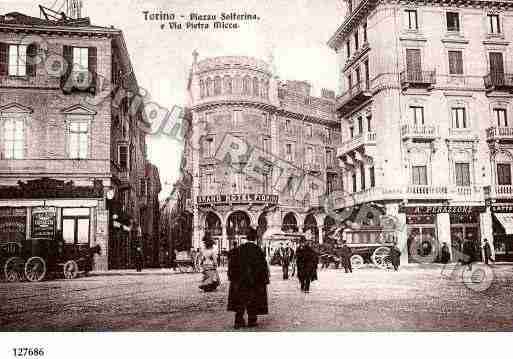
{"left": 436, "top": 212, "right": 452, "bottom": 261}
{"left": 95, "top": 198, "right": 109, "bottom": 271}
{"left": 480, "top": 208, "right": 494, "bottom": 260}
{"left": 222, "top": 224, "right": 228, "bottom": 250}
{"left": 386, "top": 202, "right": 408, "bottom": 264}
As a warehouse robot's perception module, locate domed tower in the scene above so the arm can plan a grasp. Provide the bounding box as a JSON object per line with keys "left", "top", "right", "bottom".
{"left": 186, "top": 53, "right": 339, "bottom": 250}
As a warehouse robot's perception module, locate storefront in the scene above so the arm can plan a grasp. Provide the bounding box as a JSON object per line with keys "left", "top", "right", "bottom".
{"left": 490, "top": 203, "right": 513, "bottom": 262}
{"left": 406, "top": 212, "right": 438, "bottom": 263}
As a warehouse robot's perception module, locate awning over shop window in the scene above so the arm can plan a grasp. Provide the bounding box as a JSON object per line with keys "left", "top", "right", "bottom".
{"left": 494, "top": 213, "right": 513, "bottom": 235}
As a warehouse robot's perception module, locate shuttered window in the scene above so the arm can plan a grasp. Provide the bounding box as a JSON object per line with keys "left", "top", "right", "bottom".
{"left": 455, "top": 163, "right": 471, "bottom": 186}
{"left": 446, "top": 12, "right": 460, "bottom": 32}
{"left": 68, "top": 120, "right": 89, "bottom": 159}
{"left": 497, "top": 164, "right": 512, "bottom": 186}
{"left": 494, "top": 108, "right": 508, "bottom": 127}
{"left": 448, "top": 50, "right": 463, "bottom": 75}
{"left": 412, "top": 166, "right": 427, "bottom": 185}
{"left": 410, "top": 106, "right": 425, "bottom": 125}
{"left": 8, "top": 44, "right": 27, "bottom": 76}
{"left": 405, "top": 10, "right": 418, "bottom": 30}
{"left": 488, "top": 14, "right": 500, "bottom": 34}
{"left": 118, "top": 145, "right": 128, "bottom": 170}
{"left": 452, "top": 107, "right": 467, "bottom": 129}
{"left": 3, "top": 117, "right": 25, "bottom": 159}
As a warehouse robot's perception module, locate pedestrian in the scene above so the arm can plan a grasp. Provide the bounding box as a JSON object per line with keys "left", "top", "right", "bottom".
{"left": 482, "top": 238, "right": 493, "bottom": 265}
{"left": 199, "top": 235, "right": 220, "bottom": 292}
{"left": 279, "top": 242, "right": 294, "bottom": 280}
{"left": 135, "top": 245, "right": 143, "bottom": 272}
{"left": 296, "top": 239, "right": 318, "bottom": 293}
{"left": 440, "top": 242, "right": 451, "bottom": 264}
{"left": 227, "top": 227, "right": 269, "bottom": 329}
{"left": 462, "top": 237, "right": 475, "bottom": 270}
{"left": 340, "top": 241, "right": 353, "bottom": 273}
{"left": 389, "top": 244, "right": 401, "bottom": 271}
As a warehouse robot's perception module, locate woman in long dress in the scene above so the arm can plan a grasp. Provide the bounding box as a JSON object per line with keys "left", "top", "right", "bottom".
{"left": 199, "top": 236, "right": 220, "bottom": 292}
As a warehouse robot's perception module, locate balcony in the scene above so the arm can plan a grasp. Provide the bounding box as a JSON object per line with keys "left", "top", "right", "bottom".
{"left": 401, "top": 124, "right": 439, "bottom": 141}
{"left": 484, "top": 185, "right": 513, "bottom": 200}
{"left": 336, "top": 82, "right": 372, "bottom": 116}
{"left": 400, "top": 70, "right": 436, "bottom": 90}
{"left": 303, "top": 162, "right": 322, "bottom": 173}
{"left": 486, "top": 126, "right": 513, "bottom": 142}
{"left": 329, "top": 185, "right": 449, "bottom": 208}
{"left": 484, "top": 73, "right": 513, "bottom": 93}
{"left": 337, "top": 131, "right": 376, "bottom": 158}
{"left": 450, "top": 186, "right": 483, "bottom": 203}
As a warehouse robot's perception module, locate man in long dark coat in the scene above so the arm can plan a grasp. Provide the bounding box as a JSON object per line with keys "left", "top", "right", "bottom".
{"left": 227, "top": 227, "right": 269, "bottom": 329}
{"left": 482, "top": 238, "right": 493, "bottom": 265}
{"left": 462, "top": 237, "right": 475, "bottom": 270}
{"left": 389, "top": 244, "right": 401, "bottom": 271}
{"left": 296, "top": 240, "right": 318, "bottom": 293}
{"left": 278, "top": 242, "right": 294, "bottom": 280}
{"left": 340, "top": 241, "right": 353, "bottom": 273}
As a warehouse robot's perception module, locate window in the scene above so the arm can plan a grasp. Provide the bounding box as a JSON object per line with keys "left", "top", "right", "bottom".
{"left": 233, "top": 111, "right": 241, "bottom": 128}
{"left": 348, "top": 73, "right": 353, "bottom": 90}
{"left": 62, "top": 208, "right": 90, "bottom": 245}
{"left": 253, "top": 77, "right": 259, "bottom": 96}
{"left": 367, "top": 115, "right": 372, "bottom": 132}
{"left": 410, "top": 106, "right": 425, "bottom": 125}
{"left": 326, "top": 149, "right": 333, "bottom": 167}
{"left": 360, "top": 163, "right": 366, "bottom": 190}
{"left": 118, "top": 144, "right": 128, "bottom": 169}
{"left": 354, "top": 30, "right": 359, "bottom": 51}
{"left": 306, "top": 147, "right": 314, "bottom": 164}
{"left": 223, "top": 76, "right": 232, "bottom": 94}
{"left": 358, "top": 117, "right": 363, "bottom": 134}
{"left": 346, "top": 40, "right": 351, "bottom": 59}
{"left": 488, "top": 14, "right": 501, "bottom": 34}
{"left": 286, "top": 143, "right": 292, "bottom": 160}
{"left": 364, "top": 59, "right": 370, "bottom": 88}
{"left": 8, "top": 44, "right": 27, "bottom": 76}
{"left": 285, "top": 119, "right": 291, "bottom": 132}
{"left": 446, "top": 12, "right": 460, "bottom": 32}
{"left": 68, "top": 120, "right": 89, "bottom": 159}
{"left": 306, "top": 124, "right": 313, "bottom": 137}
{"left": 140, "top": 179, "right": 146, "bottom": 197}
{"left": 352, "top": 173, "right": 357, "bottom": 192}
{"left": 263, "top": 138, "right": 271, "bottom": 154}
{"left": 412, "top": 165, "right": 428, "bottom": 185}
{"left": 349, "top": 126, "right": 354, "bottom": 139}
{"left": 497, "top": 163, "right": 512, "bottom": 186}
{"left": 448, "top": 51, "right": 463, "bottom": 75}
{"left": 452, "top": 107, "right": 467, "bottom": 129}
{"left": 494, "top": 109, "right": 508, "bottom": 127}
{"left": 3, "top": 117, "right": 25, "bottom": 159}
{"left": 199, "top": 80, "right": 205, "bottom": 98}
{"left": 455, "top": 163, "right": 471, "bottom": 186}
{"left": 370, "top": 166, "right": 375, "bottom": 188}
{"left": 355, "top": 67, "right": 361, "bottom": 84}
{"left": 264, "top": 113, "right": 271, "bottom": 128}
{"left": 242, "top": 76, "right": 250, "bottom": 94}
{"left": 363, "top": 22, "right": 368, "bottom": 43}
{"left": 214, "top": 76, "right": 221, "bottom": 95}
{"left": 204, "top": 138, "right": 213, "bottom": 158}
{"left": 405, "top": 9, "right": 418, "bottom": 30}
{"left": 72, "top": 47, "right": 89, "bottom": 83}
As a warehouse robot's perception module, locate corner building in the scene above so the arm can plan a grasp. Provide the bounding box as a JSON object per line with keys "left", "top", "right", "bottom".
{"left": 186, "top": 54, "right": 341, "bottom": 250}
{"left": 328, "top": 0, "right": 513, "bottom": 263}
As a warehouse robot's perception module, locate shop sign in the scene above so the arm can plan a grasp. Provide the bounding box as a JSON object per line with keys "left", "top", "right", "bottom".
{"left": 490, "top": 204, "right": 513, "bottom": 213}
{"left": 400, "top": 205, "right": 485, "bottom": 215}
{"left": 31, "top": 207, "right": 57, "bottom": 238}
{"left": 197, "top": 194, "right": 278, "bottom": 205}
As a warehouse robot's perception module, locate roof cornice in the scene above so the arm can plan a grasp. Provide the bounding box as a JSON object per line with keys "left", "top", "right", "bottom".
{"left": 0, "top": 23, "right": 121, "bottom": 36}
{"left": 328, "top": 0, "right": 513, "bottom": 51}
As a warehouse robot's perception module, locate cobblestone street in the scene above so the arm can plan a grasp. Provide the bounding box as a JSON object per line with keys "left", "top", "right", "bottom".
{"left": 1, "top": 264, "right": 513, "bottom": 331}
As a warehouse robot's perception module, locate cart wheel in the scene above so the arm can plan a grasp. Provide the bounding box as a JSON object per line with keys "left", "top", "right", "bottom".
{"left": 63, "top": 260, "right": 79, "bottom": 279}
{"left": 350, "top": 254, "right": 365, "bottom": 269}
{"left": 25, "top": 256, "right": 47, "bottom": 282}
{"left": 4, "top": 257, "right": 24, "bottom": 282}
{"left": 372, "top": 247, "right": 391, "bottom": 269}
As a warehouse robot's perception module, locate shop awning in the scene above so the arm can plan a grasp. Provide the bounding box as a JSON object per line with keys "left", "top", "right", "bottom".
{"left": 494, "top": 213, "right": 513, "bottom": 235}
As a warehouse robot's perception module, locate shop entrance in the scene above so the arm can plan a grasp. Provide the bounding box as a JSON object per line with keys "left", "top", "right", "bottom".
{"left": 450, "top": 213, "right": 481, "bottom": 262}
{"left": 227, "top": 211, "right": 250, "bottom": 250}
{"left": 407, "top": 213, "right": 439, "bottom": 263}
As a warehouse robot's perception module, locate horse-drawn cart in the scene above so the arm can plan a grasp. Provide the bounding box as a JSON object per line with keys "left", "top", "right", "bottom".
{"left": 1, "top": 239, "right": 100, "bottom": 282}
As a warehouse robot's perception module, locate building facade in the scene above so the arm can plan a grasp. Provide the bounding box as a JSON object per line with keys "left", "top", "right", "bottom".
{"left": 328, "top": 0, "right": 513, "bottom": 262}
{"left": 0, "top": 11, "right": 152, "bottom": 270}
{"left": 186, "top": 54, "right": 342, "bottom": 251}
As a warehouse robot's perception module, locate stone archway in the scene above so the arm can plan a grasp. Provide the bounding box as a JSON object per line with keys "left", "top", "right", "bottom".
{"left": 257, "top": 213, "right": 268, "bottom": 245}
{"left": 304, "top": 213, "right": 318, "bottom": 242}
{"left": 282, "top": 212, "right": 299, "bottom": 233}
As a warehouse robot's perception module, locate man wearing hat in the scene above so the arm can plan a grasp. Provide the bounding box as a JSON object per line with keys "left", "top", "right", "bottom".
{"left": 295, "top": 238, "right": 318, "bottom": 293}
{"left": 227, "top": 226, "right": 270, "bottom": 328}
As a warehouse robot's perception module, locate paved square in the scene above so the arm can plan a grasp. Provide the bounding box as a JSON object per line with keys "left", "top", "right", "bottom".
{"left": 1, "top": 264, "right": 512, "bottom": 331}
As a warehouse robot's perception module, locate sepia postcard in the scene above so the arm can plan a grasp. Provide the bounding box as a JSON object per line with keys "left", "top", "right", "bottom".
{"left": 1, "top": 0, "right": 513, "bottom": 357}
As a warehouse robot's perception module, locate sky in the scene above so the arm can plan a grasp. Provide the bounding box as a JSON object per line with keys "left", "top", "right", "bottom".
{"left": 3, "top": 0, "right": 344, "bottom": 199}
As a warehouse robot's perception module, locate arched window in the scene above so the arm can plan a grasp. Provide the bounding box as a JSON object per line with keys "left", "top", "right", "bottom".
{"left": 242, "top": 76, "right": 251, "bottom": 95}
{"left": 223, "top": 75, "right": 232, "bottom": 94}
{"left": 282, "top": 212, "right": 298, "bottom": 233}
{"left": 206, "top": 78, "right": 213, "bottom": 97}
{"left": 214, "top": 76, "right": 222, "bottom": 96}
{"left": 253, "top": 77, "right": 259, "bottom": 97}
{"left": 199, "top": 80, "right": 205, "bottom": 98}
